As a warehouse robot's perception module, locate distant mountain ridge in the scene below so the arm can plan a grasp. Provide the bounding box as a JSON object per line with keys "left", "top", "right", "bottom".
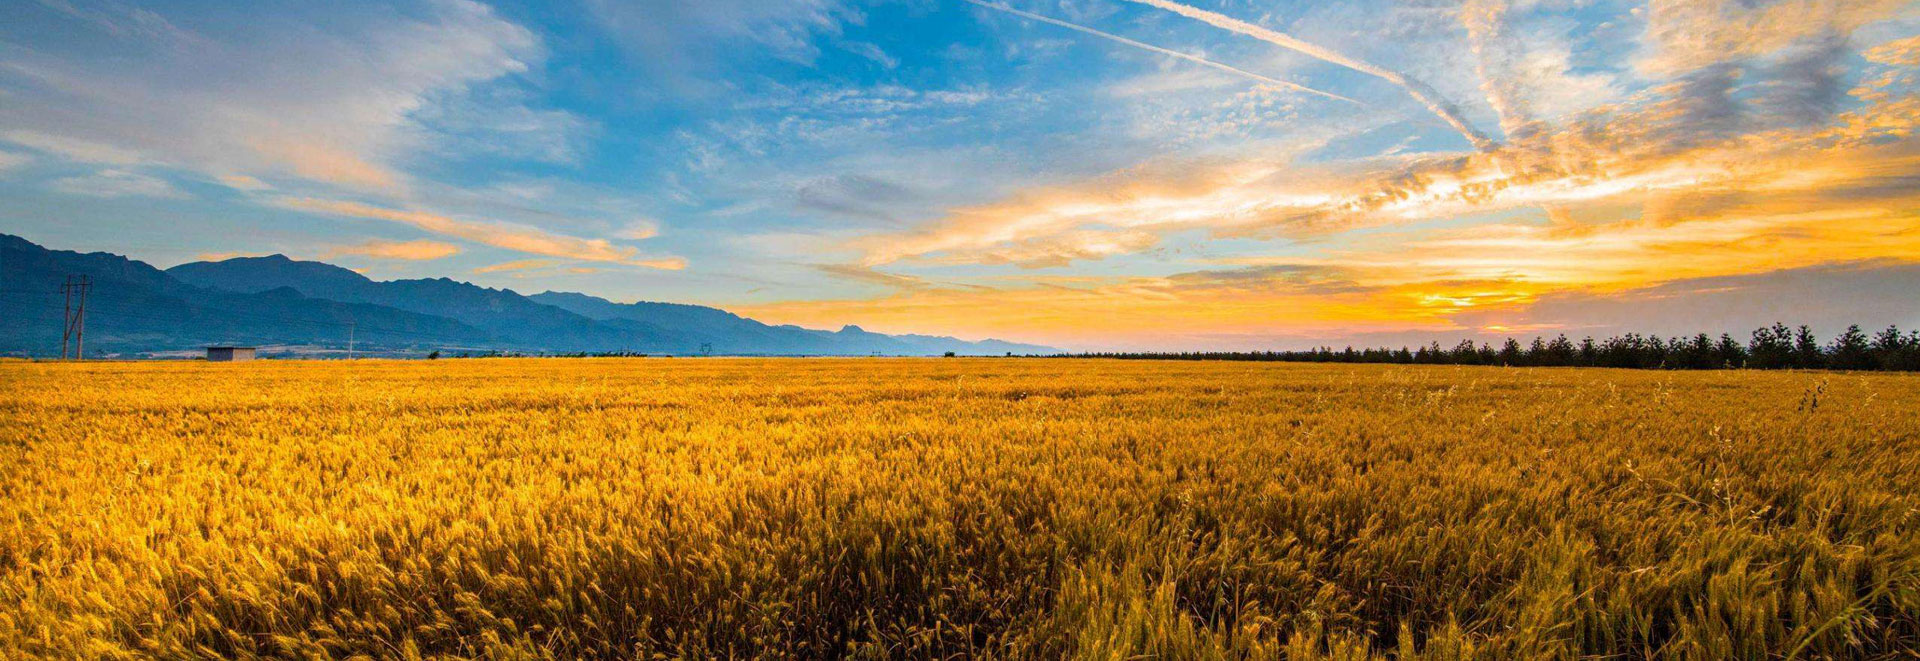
{"left": 0, "top": 234, "right": 1056, "bottom": 357}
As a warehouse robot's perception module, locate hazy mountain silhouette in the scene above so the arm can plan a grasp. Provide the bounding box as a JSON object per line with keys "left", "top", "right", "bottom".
{"left": 1, "top": 235, "right": 490, "bottom": 356}
{"left": 1, "top": 234, "right": 1054, "bottom": 357}
{"left": 527, "top": 291, "right": 1054, "bottom": 356}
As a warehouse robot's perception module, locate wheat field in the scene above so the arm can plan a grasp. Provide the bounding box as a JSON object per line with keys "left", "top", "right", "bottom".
{"left": 1, "top": 358, "right": 1917, "bottom": 659}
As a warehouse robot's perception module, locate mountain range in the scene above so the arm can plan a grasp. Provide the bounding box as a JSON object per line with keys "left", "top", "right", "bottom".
{"left": 0, "top": 234, "right": 1055, "bottom": 357}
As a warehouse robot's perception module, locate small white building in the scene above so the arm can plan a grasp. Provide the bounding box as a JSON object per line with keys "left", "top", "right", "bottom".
{"left": 206, "top": 346, "right": 257, "bottom": 362}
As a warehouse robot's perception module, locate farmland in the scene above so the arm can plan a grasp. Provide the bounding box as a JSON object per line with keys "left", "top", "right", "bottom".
{"left": 2, "top": 358, "right": 1918, "bottom": 659}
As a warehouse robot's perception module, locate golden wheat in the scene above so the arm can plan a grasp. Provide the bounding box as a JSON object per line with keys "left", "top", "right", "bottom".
{"left": 1, "top": 358, "right": 1917, "bottom": 659}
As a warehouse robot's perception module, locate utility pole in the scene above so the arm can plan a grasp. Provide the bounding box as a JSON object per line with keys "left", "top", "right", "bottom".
{"left": 59, "top": 276, "right": 91, "bottom": 360}
{"left": 347, "top": 320, "right": 356, "bottom": 361}
{"left": 61, "top": 277, "right": 72, "bottom": 360}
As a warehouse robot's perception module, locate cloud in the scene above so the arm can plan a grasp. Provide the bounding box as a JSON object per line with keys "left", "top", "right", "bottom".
{"left": 842, "top": 41, "right": 898, "bottom": 69}
{"left": 616, "top": 219, "right": 661, "bottom": 240}
{"left": 1637, "top": 0, "right": 1909, "bottom": 76}
{"left": 791, "top": 173, "right": 922, "bottom": 226}
{"left": 2, "top": 130, "right": 145, "bottom": 164}
{"left": 815, "top": 264, "right": 935, "bottom": 291}
{"left": 406, "top": 87, "right": 596, "bottom": 166}
{"left": 965, "top": 229, "right": 1163, "bottom": 269}
{"left": 474, "top": 259, "right": 556, "bottom": 274}
{"left": 275, "top": 196, "right": 686, "bottom": 269}
{"left": 964, "top": 0, "right": 1358, "bottom": 105}
{"left": 587, "top": 0, "right": 859, "bottom": 84}
{"left": 1117, "top": 0, "right": 1493, "bottom": 149}
{"left": 627, "top": 256, "right": 688, "bottom": 271}
{"left": 0, "top": 0, "right": 559, "bottom": 193}
{"left": 0, "top": 149, "right": 28, "bottom": 173}
{"left": 323, "top": 239, "right": 461, "bottom": 261}
{"left": 1461, "top": 0, "right": 1532, "bottom": 138}
{"left": 218, "top": 174, "right": 271, "bottom": 191}
{"left": 47, "top": 169, "right": 186, "bottom": 198}
{"left": 30, "top": 0, "right": 205, "bottom": 49}
{"left": 194, "top": 251, "right": 270, "bottom": 262}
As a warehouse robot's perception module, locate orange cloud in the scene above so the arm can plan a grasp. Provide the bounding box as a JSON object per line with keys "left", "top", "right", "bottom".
{"left": 276, "top": 197, "right": 686, "bottom": 269}
{"left": 245, "top": 137, "right": 399, "bottom": 192}
{"left": 323, "top": 239, "right": 461, "bottom": 261}
{"left": 474, "top": 259, "right": 556, "bottom": 274}
{"left": 1637, "top": 0, "right": 1909, "bottom": 75}
{"left": 193, "top": 251, "right": 269, "bottom": 262}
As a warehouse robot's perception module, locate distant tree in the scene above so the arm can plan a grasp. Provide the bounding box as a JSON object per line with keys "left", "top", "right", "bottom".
{"left": 1715, "top": 334, "right": 1745, "bottom": 369}
{"left": 1544, "top": 335, "right": 1575, "bottom": 367}
{"left": 1063, "top": 322, "right": 1916, "bottom": 372}
{"left": 1871, "top": 326, "right": 1913, "bottom": 371}
{"left": 1645, "top": 335, "right": 1671, "bottom": 369}
{"left": 1828, "top": 324, "right": 1873, "bottom": 370}
{"left": 1450, "top": 340, "right": 1477, "bottom": 365}
{"left": 427, "top": 350, "right": 440, "bottom": 360}
{"left": 1526, "top": 337, "right": 1548, "bottom": 366}
{"left": 944, "top": 351, "right": 957, "bottom": 358}
{"left": 1794, "top": 326, "right": 1825, "bottom": 369}
{"left": 1683, "top": 333, "right": 1716, "bottom": 370}
{"left": 1749, "top": 323, "right": 1793, "bottom": 369}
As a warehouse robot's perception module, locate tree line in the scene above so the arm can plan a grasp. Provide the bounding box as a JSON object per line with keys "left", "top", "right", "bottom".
{"left": 1070, "top": 324, "right": 1920, "bottom": 371}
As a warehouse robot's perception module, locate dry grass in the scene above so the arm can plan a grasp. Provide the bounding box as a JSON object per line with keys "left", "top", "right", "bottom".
{"left": 2, "top": 358, "right": 1917, "bottom": 659}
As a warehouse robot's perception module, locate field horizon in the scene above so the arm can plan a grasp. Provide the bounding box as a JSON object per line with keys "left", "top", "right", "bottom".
{"left": 5, "top": 358, "right": 1917, "bottom": 658}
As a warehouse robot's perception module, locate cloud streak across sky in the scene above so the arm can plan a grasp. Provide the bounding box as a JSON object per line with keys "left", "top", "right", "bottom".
{"left": 962, "top": 0, "right": 1359, "bottom": 105}
{"left": 1117, "top": 0, "right": 1496, "bottom": 149}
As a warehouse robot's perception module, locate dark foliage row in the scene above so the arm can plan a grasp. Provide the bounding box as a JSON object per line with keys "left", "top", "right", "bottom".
{"left": 1071, "top": 323, "right": 1920, "bottom": 371}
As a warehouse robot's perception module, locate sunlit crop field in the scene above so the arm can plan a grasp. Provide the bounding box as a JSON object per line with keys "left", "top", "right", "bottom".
{"left": 2, "top": 359, "right": 1918, "bottom": 659}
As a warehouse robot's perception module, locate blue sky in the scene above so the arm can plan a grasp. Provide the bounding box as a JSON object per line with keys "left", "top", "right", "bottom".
{"left": 2, "top": 0, "right": 1917, "bottom": 349}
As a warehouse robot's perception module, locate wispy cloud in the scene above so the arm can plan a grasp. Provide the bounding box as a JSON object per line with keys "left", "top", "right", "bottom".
{"left": 1637, "top": 0, "right": 1908, "bottom": 75}
{"left": 616, "top": 219, "right": 661, "bottom": 240}
{"left": 193, "top": 251, "right": 269, "bottom": 262}
{"left": 963, "top": 0, "right": 1358, "bottom": 105}
{"left": 815, "top": 264, "right": 935, "bottom": 291}
{"left": 275, "top": 197, "right": 686, "bottom": 269}
{"left": 3, "top": 130, "right": 145, "bottom": 165}
{"left": 474, "top": 259, "right": 557, "bottom": 274}
{"left": 1, "top": 0, "right": 556, "bottom": 193}
{"left": 323, "top": 239, "right": 461, "bottom": 261}
{"left": 842, "top": 41, "right": 898, "bottom": 69}
{"left": 1117, "top": 0, "right": 1493, "bottom": 149}
{"left": 218, "top": 174, "right": 271, "bottom": 191}
{"left": 48, "top": 169, "right": 185, "bottom": 198}
{"left": 0, "top": 149, "right": 29, "bottom": 173}
{"left": 31, "top": 0, "right": 204, "bottom": 49}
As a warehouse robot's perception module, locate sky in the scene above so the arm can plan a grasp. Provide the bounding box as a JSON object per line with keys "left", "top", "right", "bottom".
{"left": 1, "top": 0, "right": 1917, "bottom": 351}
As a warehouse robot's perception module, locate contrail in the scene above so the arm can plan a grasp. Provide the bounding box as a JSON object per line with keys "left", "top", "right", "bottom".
{"left": 1116, "top": 0, "right": 1494, "bottom": 150}
{"left": 962, "top": 0, "right": 1360, "bottom": 105}
{"left": 1461, "top": 0, "right": 1538, "bottom": 140}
